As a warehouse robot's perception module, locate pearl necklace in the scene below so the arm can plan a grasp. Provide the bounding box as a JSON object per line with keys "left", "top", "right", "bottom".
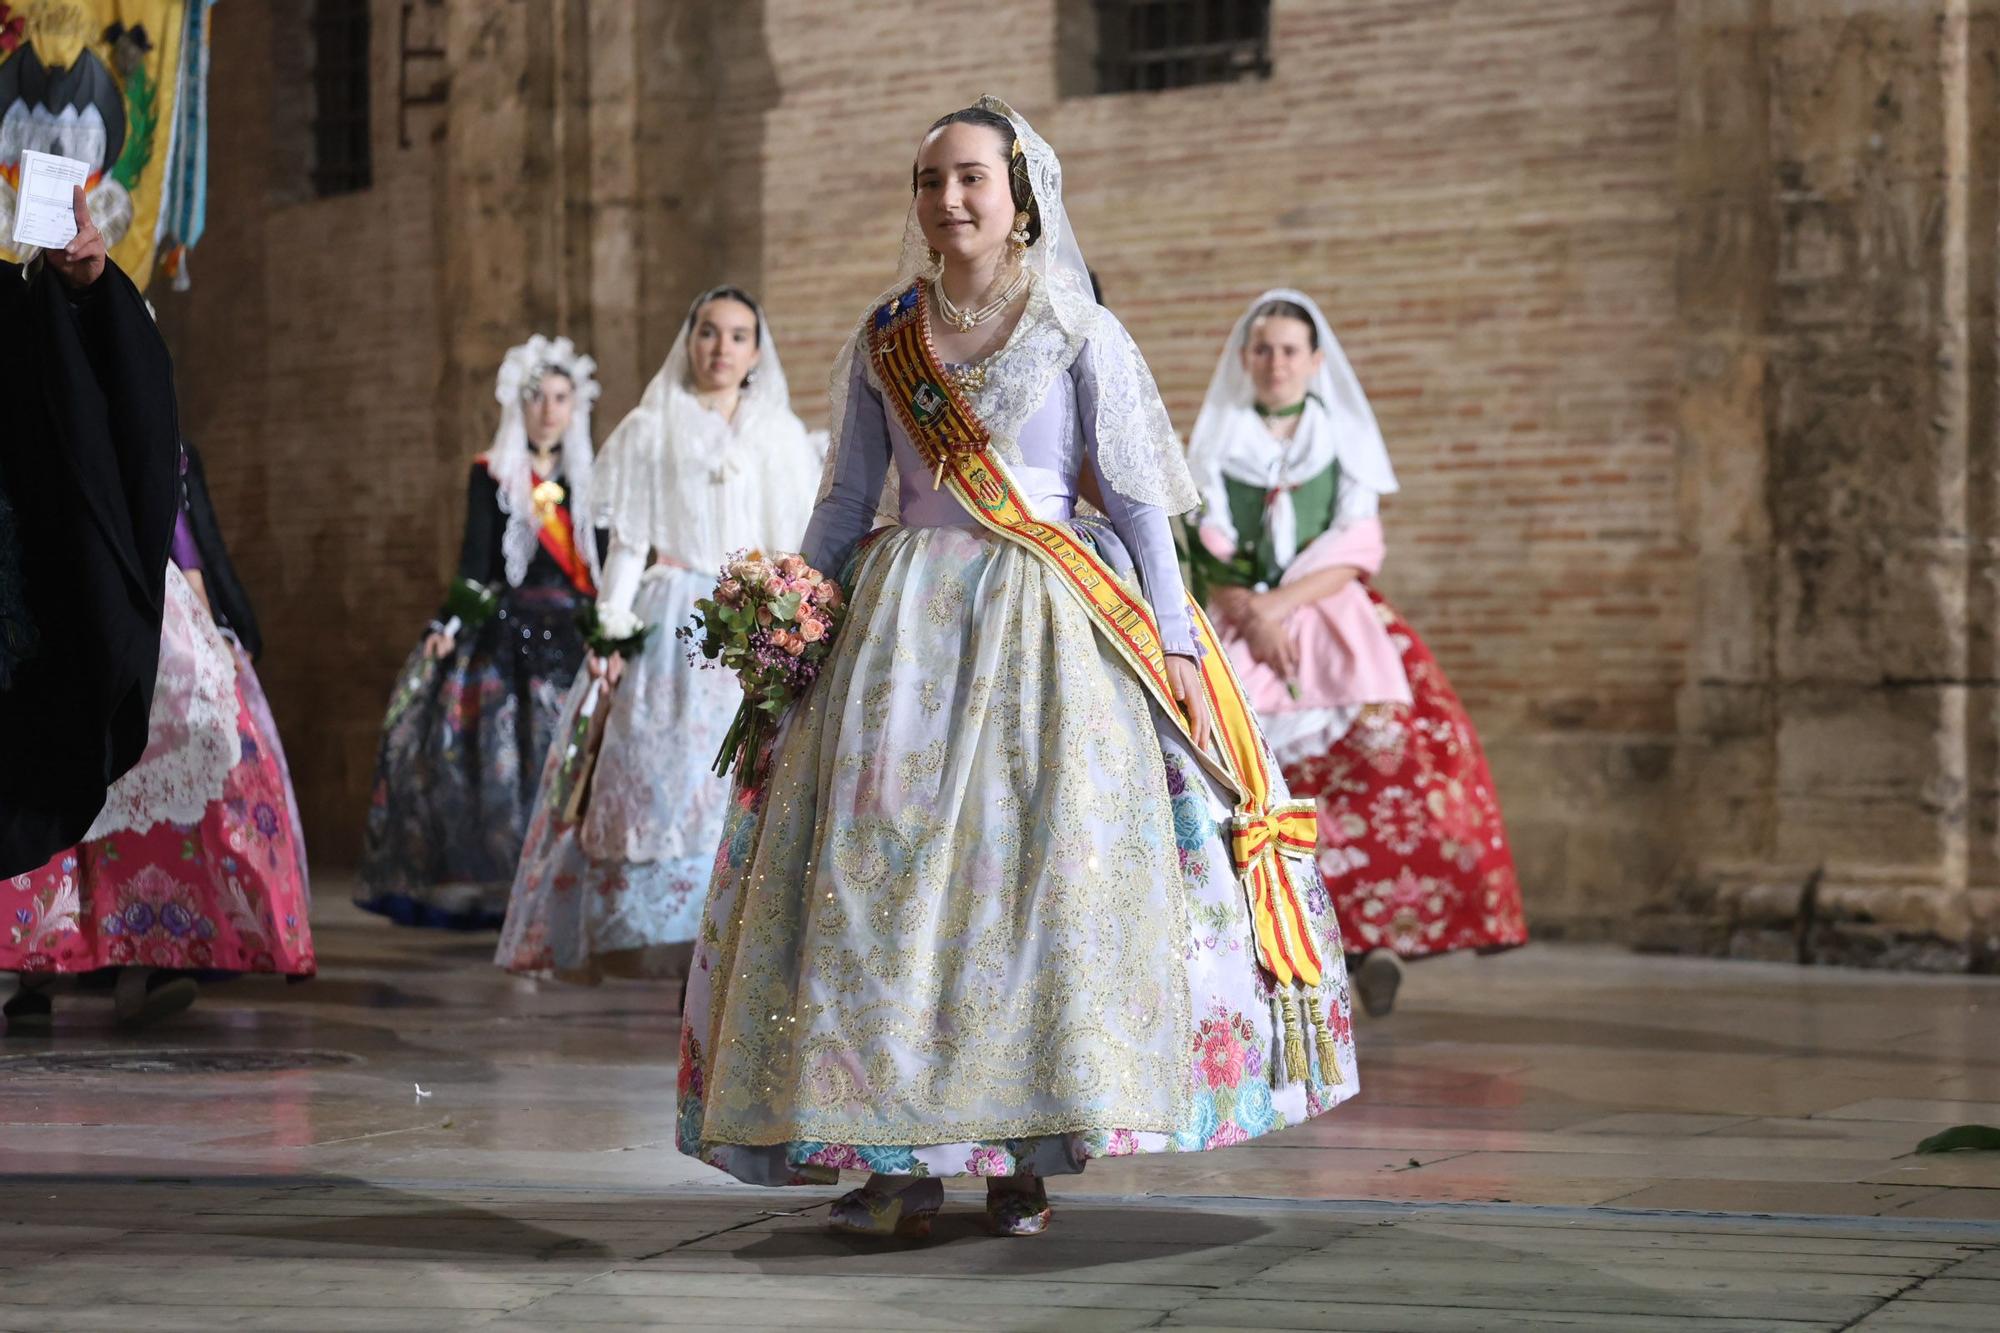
{"left": 933, "top": 269, "right": 1028, "bottom": 333}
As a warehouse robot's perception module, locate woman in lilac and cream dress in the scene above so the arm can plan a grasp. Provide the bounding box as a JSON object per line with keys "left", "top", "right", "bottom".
{"left": 675, "top": 98, "right": 1359, "bottom": 1239}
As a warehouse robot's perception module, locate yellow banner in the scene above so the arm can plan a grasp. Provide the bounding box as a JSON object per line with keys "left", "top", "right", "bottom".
{"left": 1, "top": 2, "right": 189, "bottom": 286}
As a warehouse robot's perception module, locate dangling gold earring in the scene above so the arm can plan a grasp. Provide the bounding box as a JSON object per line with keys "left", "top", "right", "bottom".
{"left": 926, "top": 245, "right": 943, "bottom": 272}
{"left": 1009, "top": 211, "right": 1031, "bottom": 255}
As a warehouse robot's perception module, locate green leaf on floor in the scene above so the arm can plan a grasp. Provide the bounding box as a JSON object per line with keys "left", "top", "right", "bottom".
{"left": 1915, "top": 1124, "right": 2000, "bottom": 1154}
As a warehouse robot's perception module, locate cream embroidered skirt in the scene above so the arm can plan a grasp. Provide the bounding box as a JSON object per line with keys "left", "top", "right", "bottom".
{"left": 678, "top": 522, "right": 1358, "bottom": 1185}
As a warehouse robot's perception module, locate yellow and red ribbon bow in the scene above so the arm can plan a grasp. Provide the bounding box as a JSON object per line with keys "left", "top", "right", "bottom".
{"left": 1231, "top": 799, "right": 1324, "bottom": 989}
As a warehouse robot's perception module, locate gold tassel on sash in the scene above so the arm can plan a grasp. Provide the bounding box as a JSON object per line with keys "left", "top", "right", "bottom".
{"left": 1308, "top": 992, "right": 1343, "bottom": 1087}
{"left": 1268, "top": 995, "right": 1289, "bottom": 1084}
{"left": 1280, "top": 990, "right": 1309, "bottom": 1087}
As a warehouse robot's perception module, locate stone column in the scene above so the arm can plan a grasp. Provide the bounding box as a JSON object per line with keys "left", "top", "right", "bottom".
{"left": 1672, "top": 0, "right": 2000, "bottom": 970}
{"left": 1963, "top": 1, "right": 2000, "bottom": 967}
{"left": 430, "top": 0, "right": 757, "bottom": 537}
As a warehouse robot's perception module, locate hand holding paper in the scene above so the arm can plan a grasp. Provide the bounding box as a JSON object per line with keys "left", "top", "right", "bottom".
{"left": 14, "top": 151, "right": 87, "bottom": 245}
{"left": 13, "top": 149, "right": 107, "bottom": 287}
{"left": 43, "top": 185, "right": 108, "bottom": 290}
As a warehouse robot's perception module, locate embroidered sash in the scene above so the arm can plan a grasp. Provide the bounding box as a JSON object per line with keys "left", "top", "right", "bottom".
{"left": 868, "top": 282, "right": 1340, "bottom": 1084}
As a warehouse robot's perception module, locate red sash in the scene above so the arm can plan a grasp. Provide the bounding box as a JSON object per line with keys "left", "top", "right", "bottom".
{"left": 537, "top": 500, "right": 595, "bottom": 597}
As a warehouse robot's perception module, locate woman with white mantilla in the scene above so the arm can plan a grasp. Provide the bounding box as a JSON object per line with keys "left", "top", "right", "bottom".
{"left": 498, "top": 288, "right": 821, "bottom": 982}
{"left": 676, "top": 98, "right": 1359, "bottom": 1240}
{"left": 1186, "top": 292, "right": 1527, "bottom": 1017}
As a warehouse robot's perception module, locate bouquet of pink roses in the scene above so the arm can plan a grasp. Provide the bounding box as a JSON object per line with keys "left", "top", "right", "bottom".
{"left": 682, "top": 549, "right": 846, "bottom": 779}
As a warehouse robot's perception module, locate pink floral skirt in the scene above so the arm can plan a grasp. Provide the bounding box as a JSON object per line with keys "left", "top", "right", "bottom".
{"left": 1, "top": 643, "right": 315, "bottom": 976}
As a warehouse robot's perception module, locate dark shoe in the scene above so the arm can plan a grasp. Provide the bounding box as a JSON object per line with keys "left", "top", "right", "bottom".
{"left": 985, "top": 1178, "right": 1052, "bottom": 1237}
{"left": 3, "top": 984, "right": 52, "bottom": 1033}
{"left": 113, "top": 970, "right": 198, "bottom": 1027}
{"left": 828, "top": 1176, "right": 943, "bottom": 1240}
{"left": 1354, "top": 948, "right": 1404, "bottom": 1018}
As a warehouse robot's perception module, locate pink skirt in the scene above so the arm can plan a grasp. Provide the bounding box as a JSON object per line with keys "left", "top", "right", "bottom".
{"left": 1, "top": 603, "right": 314, "bottom": 977}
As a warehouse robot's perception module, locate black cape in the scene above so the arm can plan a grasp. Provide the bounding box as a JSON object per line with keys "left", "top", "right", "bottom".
{"left": 0, "top": 259, "right": 181, "bottom": 877}
{"left": 180, "top": 438, "right": 261, "bottom": 660}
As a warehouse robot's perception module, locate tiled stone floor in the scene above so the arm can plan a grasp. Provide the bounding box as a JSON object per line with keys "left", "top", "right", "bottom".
{"left": 2, "top": 892, "right": 1996, "bottom": 1329}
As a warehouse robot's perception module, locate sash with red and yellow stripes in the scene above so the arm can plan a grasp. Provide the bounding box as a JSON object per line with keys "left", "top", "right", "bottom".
{"left": 534, "top": 487, "right": 596, "bottom": 598}
{"left": 868, "top": 281, "right": 1341, "bottom": 1086}
{"left": 474, "top": 456, "right": 596, "bottom": 597}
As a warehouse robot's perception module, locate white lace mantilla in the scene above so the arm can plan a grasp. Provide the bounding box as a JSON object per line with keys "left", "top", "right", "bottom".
{"left": 85, "top": 564, "right": 240, "bottom": 841}
{"left": 1081, "top": 303, "right": 1200, "bottom": 512}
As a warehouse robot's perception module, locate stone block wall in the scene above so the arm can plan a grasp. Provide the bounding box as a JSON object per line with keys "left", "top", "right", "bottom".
{"left": 1668, "top": 0, "right": 2000, "bottom": 971}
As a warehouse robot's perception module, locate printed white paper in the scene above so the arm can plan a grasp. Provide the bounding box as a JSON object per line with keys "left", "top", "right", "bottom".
{"left": 12, "top": 150, "right": 90, "bottom": 251}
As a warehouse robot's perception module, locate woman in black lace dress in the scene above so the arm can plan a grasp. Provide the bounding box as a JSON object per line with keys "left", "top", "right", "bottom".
{"left": 356, "top": 336, "right": 602, "bottom": 929}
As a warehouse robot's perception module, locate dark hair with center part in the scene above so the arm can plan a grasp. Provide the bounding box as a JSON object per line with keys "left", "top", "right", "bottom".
{"left": 687, "top": 285, "right": 764, "bottom": 345}
{"left": 1248, "top": 299, "right": 1319, "bottom": 351}
{"left": 915, "top": 107, "right": 1042, "bottom": 247}
{"left": 524, "top": 364, "right": 573, "bottom": 402}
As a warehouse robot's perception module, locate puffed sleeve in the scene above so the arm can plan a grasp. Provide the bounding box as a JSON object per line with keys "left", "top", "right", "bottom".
{"left": 800, "top": 347, "right": 892, "bottom": 580}
{"left": 455, "top": 463, "right": 501, "bottom": 587}
{"left": 435, "top": 463, "right": 502, "bottom": 630}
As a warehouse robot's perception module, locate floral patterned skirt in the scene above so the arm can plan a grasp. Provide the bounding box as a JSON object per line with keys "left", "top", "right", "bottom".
{"left": 677, "top": 523, "right": 1358, "bottom": 1186}
{"left": 496, "top": 567, "right": 734, "bottom": 981}
{"left": 1284, "top": 588, "right": 1528, "bottom": 960}
{"left": 1, "top": 633, "right": 314, "bottom": 977}
{"left": 356, "top": 585, "right": 587, "bottom": 930}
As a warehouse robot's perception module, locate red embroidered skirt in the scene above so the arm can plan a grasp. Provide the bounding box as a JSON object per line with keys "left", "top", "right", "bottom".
{"left": 1283, "top": 588, "right": 1528, "bottom": 960}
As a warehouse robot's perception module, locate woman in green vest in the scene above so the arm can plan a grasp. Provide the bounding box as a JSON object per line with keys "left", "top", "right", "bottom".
{"left": 1187, "top": 291, "right": 1527, "bottom": 1017}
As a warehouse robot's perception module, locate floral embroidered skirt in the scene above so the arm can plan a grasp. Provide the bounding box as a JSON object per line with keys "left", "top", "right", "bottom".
{"left": 1284, "top": 587, "right": 1528, "bottom": 960}
{"left": 2, "top": 580, "right": 314, "bottom": 976}
{"left": 357, "top": 585, "right": 587, "bottom": 930}
{"left": 497, "top": 567, "right": 734, "bottom": 981}
{"left": 677, "top": 523, "right": 1359, "bottom": 1186}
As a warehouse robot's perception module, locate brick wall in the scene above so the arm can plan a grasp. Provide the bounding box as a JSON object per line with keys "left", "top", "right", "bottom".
{"left": 162, "top": 0, "right": 1687, "bottom": 928}
{"left": 158, "top": 0, "right": 451, "bottom": 861}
